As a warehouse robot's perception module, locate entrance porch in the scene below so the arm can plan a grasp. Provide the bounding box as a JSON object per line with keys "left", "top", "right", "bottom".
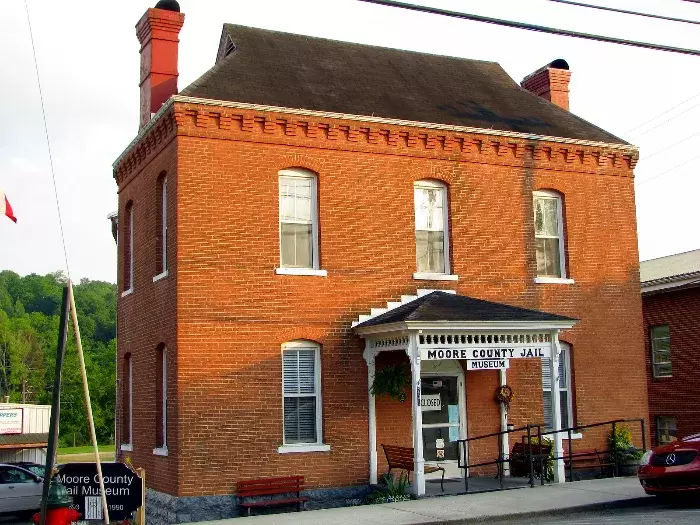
{"left": 353, "top": 290, "right": 577, "bottom": 496}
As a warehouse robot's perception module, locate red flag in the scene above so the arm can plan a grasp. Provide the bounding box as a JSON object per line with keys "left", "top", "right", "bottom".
{"left": 1, "top": 190, "right": 17, "bottom": 223}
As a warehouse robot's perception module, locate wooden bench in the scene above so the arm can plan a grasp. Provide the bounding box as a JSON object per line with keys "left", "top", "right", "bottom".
{"left": 236, "top": 476, "right": 309, "bottom": 516}
{"left": 509, "top": 441, "right": 552, "bottom": 478}
{"left": 382, "top": 444, "right": 445, "bottom": 491}
{"left": 564, "top": 448, "right": 613, "bottom": 478}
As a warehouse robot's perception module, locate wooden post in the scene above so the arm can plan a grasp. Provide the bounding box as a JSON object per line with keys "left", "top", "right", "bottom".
{"left": 68, "top": 281, "right": 110, "bottom": 524}
{"left": 364, "top": 346, "right": 378, "bottom": 485}
{"left": 39, "top": 285, "right": 70, "bottom": 525}
{"left": 137, "top": 468, "right": 146, "bottom": 525}
{"left": 408, "top": 334, "right": 425, "bottom": 496}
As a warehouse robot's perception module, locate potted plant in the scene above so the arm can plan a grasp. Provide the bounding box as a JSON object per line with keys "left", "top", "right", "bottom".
{"left": 370, "top": 364, "right": 411, "bottom": 402}
{"left": 364, "top": 472, "right": 412, "bottom": 504}
{"left": 609, "top": 425, "right": 643, "bottom": 476}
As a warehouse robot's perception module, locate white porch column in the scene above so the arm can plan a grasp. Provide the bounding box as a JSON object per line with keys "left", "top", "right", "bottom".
{"left": 499, "top": 368, "right": 510, "bottom": 476}
{"left": 363, "top": 345, "right": 378, "bottom": 485}
{"left": 550, "top": 331, "right": 565, "bottom": 483}
{"left": 408, "top": 333, "right": 425, "bottom": 496}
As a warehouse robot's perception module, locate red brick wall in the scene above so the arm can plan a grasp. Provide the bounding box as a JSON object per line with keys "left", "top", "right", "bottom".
{"left": 114, "top": 101, "right": 647, "bottom": 497}
{"left": 643, "top": 286, "right": 700, "bottom": 445}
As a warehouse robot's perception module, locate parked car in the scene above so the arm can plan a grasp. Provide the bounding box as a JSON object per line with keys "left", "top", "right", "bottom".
{"left": 0, "top": 464, "right": 43, "bottom": 518}
{"left": 638, "top": 433, "right": 700, "bottom": 495}
{"left": 9, "top": 462, "right": 46, "bottom": 478}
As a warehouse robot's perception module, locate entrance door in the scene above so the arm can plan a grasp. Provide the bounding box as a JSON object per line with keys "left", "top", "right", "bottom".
{"left": 421, "top": 365, "right": 466, "bottom": 479}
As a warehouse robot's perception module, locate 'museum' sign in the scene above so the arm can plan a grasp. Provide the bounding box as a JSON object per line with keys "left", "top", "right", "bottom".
{"left": 421, "top": 347, "right": 550, "bottom": 361}
{"left": 0, "top": 408, "right": 23, "bottom": 434}
{"left": 55, "top": 462, "right": 142, "bottom": 521}
{"left": 467, "top": 359, "right": 509, "bottom": 371}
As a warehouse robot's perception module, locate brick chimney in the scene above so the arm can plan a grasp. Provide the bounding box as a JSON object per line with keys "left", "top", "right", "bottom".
{"left": 521, "top": 59, "right": 571, "bottom": 111}
{"left": 136, "top": 1, "right": 185, "bottom": 129}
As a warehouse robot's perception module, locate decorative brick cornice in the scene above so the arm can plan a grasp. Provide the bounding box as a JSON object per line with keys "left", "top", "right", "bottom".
{"left": 113, "top": 96, "right": 639, "bottom": 184}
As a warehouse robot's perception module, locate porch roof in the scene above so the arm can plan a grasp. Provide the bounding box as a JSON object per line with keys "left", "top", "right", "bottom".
{"left": 354, "top": 291, "right": 576, "bottom": 329}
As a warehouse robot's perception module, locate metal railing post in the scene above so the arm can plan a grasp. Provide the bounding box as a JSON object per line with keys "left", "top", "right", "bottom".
{"left": 537, "top": 426, "right": 544, "bottom": 485}
{"left": 641, "top": 418, "right": 647, "bottom": 452}
{"left": 527, "top": 424, "right": 534, "bottom": 488}
{"left": 567, "top": 428, "right": 573, "bottom": 483}
{"left": 463, "top": 440, "right": 469, "bottom": 493}
{"left": 611, "top": 421, "right": 618, "bottom": 477}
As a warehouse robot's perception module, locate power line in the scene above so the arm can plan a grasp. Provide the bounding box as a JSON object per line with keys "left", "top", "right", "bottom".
{"left": 357, "top": 0, "right": 700, "bottom": 56}
{"left": 642, "top": 130, "right": 700, "bottom": 162}
{"left": 624, "top": 91, "right": 700, "bottom": 133}
{"left": 23, "top": 0, "right": 71, "bottom": 279}
{"left": 629, "top": 101, "right": 700, "bottom": 138}
{"left": 546, "top": 0, "right": 700, "bottom": 25}
{"left": 636, "top": 153, "right": 700, "bottom": 186}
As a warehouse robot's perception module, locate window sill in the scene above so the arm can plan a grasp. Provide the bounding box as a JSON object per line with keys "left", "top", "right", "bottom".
{"left": 153, "top": 446, "right": 168, "bottom": 456}
{"left": 120, "top": 288, "right": 133, "bottom": 298}
{"left": 534, "top": 277, "right": 575, "bottom": 285}
{"left": 153, "top": 270, "right": 168, "bottom": 282}
{"left": 277, "top": 444, "right": 331, "bottom": 454}
{"left": 275, "top": 268, "right": 327, "bottom": 277}
{"left": 413, "top": 272, "right": 459, "bottom": 281}
{"left": 564, "top": 433, "right": 583, "bottom": 440}
{"left": 120, "top": 444, "right": 133, "bottom": 452}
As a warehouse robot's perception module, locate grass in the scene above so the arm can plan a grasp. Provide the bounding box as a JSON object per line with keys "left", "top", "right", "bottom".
{"left": 56, "top": 444, "right": 114, "bottom": 455}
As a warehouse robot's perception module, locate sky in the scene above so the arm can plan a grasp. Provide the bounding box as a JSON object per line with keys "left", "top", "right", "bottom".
{"left": 1, "top": 0, "right": 698, "bottom": 283}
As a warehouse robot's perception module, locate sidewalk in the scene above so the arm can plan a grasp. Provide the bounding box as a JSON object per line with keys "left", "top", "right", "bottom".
{"left": 186, "top": 477, "right": 652, "bottom": 525}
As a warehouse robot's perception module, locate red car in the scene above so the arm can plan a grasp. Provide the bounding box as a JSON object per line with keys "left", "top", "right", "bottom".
{"left": 638, "top": 433, "right": 700, "bottom": 495}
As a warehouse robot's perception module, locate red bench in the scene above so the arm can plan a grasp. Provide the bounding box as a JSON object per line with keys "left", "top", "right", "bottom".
{"left": 564, "top": 448, "right": 613, "bottom": 478}
{"left": 236, "top": 476, "right": 309, "bottom": 516}
{"left": 382, "top": 444, "right": 445, "bottom": 491}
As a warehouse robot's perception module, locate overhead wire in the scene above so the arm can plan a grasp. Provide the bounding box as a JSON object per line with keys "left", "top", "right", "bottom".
{"left": 642, "top": 130, "right": 700, "bottom": 161}
{"left": 636, "top": 153, "right": 700, "bottom": 186}
{"left": 356, "top": 0, "right": 700, "bottom": 56}
{"left": 624, "top": 90, "right": 700, "bottom": 134}
{"left": 546, "top": 0, "right": 700, "bottom": 25}
{"left": 23, "top": 0, "right": 71, "bottom": 279}
{"left": 628, "top": 101, "right": 700, "bottom": 138}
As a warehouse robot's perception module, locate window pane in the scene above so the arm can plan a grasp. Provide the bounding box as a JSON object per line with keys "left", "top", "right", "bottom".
{"left": 560, "top": 391, "right": 569, "bottom": 428}
{"left": 654, "top": 362, "right": 672, "bottom": 377}
{"left": 284, "top": 396, "right": 317, "bottom": 443}
{"left": 281, "top": 223, "right": 313, "bottom": 268}
{"left": 657, "top": 417, "right": 677, "bottom": 444}
{"left": 283, "top": 349, "right": 316, "bottom": 395}
{"left": 416, "top": 230, "right": 445, "bottom": 273}
{"left": 536, "top": 238, "right": 561, "bottom": 277}
{"left": 280, "top": 177, "right": 312, "bottom": 223}
{"left": 534, "top": 197, "right": 558, "bottom": 236}
{"left": 543, "top": 390, "right": 553, "bottom": 430}
{"left": 297, "top": 350, "right": 316, "bottom": 394}
{"left": 651, "top": 325, "right": 670, "bottom": 339}
{"left": 414, "top": 187, "right": 444, "bottom": 231}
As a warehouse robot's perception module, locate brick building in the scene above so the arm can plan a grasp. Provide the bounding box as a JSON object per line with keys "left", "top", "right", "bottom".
{"left": 640, "top": 249, "right": 700, "bottom": 447}
{"left": 113, "top": 2, "right": 647, "bottom": 522}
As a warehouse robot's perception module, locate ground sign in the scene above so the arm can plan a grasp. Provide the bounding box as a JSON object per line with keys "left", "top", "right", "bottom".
{"left": 55, "top": 462, "right": 142, "bottom": 521}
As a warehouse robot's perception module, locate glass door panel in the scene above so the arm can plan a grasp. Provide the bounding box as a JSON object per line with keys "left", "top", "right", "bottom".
{"left": 421, "top": 376, "right": 460, "bottom": 462}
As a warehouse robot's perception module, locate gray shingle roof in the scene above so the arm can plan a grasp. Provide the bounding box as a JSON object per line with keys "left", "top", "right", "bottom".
{"left": 354, "top": 291, "right": 576, "bottom": 328}
{"left": 0, "top": 433, "right": 47, "bottom": 448}
{"left": 181, "top": 24, "right": 626, "bottom": 144}
{"left": 640, "top": 249, "right": 700, "bottom": 283}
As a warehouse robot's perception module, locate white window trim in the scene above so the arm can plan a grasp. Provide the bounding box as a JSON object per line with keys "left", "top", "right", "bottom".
{"left": 161, "top": 177, "right": 167, "bottom": 274}
{"left": 414, "top": 179, "right": 451, "bottom": 275}
{"left": 275, "top": 268, "right": 327, "bottom": 277}
{"left": 533, "top": 190, "right": 567, "bottom": 279}
{"left": 153, "top": 446, "right": 168, "bottom": 456}
{"left": 650, "top": 325, "right": 672, "bottom": 378}
{"left": 278, "top": 169, "right": 321, "bottom": 270}
{"left": 534, "top": 277, "right": 575, "bottom": 285}
{"left": 120, "top": 356, "right": 133, "bottom": 450}
{"left": 153, "top": 270, "right": 169, "bottom": 282}
{"left": 126, "top": 204, "right": 134, "bottom": 292}
{"left": 160, "top": 348, "right": 167, "bottom": 449}
{"left": 413, "top": 272, "right": 458, "bottom": 281}
{"left": 543, "top": 342, "right": 574, "bottom": 431}
{"left": 280, "top": 340, "right": 326, "bottom": 450}
{"left": 121, "top": 288, "right": 133, "bottom": 298}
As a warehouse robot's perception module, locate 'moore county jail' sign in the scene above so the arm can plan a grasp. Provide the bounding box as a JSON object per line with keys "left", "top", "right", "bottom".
{"left": 421, "top": 347, "right": 550, "bottom": 361}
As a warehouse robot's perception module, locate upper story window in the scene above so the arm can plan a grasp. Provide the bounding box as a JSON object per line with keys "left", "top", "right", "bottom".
{"left": 542, "top": 342, "right": 573, "bottom": 431}
{"left": 414, "top": 180, "right": 450, "bottom": 274}
{"left": 533, "top": 190, "right": 566, "bottom": 278}
{"left": 650, "top": 325, "right": 671, "bottom": 378}
{"left": 156, "top": 174, "right": 168, "bottom": 278}
{"left": 154, "top": 344, "right": 168, "bottom": 455}
{"left": 282, "top": 341, "right": 323, "bottom": 446}
{"left": 279, "top": 169, "right": 319, "bottom": 269}
{"left": 122, "top": 201, "right": 134, "bottom": 293}
{"left": 121, "top": 353, "right": 132, "bottom": 449}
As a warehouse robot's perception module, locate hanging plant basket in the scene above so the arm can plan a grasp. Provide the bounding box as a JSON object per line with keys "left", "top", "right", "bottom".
{"left": 371, "top": 364, "right": 410, "bottom": 402}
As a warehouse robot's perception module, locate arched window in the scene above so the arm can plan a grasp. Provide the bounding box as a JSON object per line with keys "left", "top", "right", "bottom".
{"left": 120, "top": 353, "right": 132, "bottom": 450}
{"left": 281, "top": 341, "right": 324, "bottom": 448}
{"left": 414, "top": 180, "right": 450, "bottom": 275}
{"left": 154, "top": 344, "right": 168, "bottom": 454}
{"left": 155, "top": 174, "right": 168, "bottom": 278}
{"left": 533, "top": 190, "right": 567, "bottom": 278}
{"left": 278, "top": 169, "right": 319, "bottom": 270}
{"left": 122, "top": 201, "right": 134, "bottom": 293}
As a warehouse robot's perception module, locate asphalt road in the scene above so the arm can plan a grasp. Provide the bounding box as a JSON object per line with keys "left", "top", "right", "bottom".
{"left": 491, "top": 498, "right": 700, "bottom": 524}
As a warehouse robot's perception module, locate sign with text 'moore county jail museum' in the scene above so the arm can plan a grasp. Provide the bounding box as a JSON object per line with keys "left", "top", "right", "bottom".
{"left": 55, "top": 462, "right": 142, "bottom": 521}
{"left": 421, "top": 346, "right": 551, "bottom": 371}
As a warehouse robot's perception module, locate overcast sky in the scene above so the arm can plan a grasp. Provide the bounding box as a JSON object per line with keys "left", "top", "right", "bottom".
{"left": 1, "top": 0, "right": 698, "bottom": 283}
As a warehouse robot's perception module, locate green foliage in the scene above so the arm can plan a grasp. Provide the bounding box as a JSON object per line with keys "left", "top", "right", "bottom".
{"left": 609, "top": 425, "right": 642, "bottom": 463}
{"left": 364, "top": 472, "right": 411, "bottom": 504}
{"left": 528, "top": 436, "right": 554, "bottom": 482}
{"left": 0, "top": 271, "right": 116, "bottom": 447}
{"left": 370, "top": 364, "right": 410, "bottom": 402}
